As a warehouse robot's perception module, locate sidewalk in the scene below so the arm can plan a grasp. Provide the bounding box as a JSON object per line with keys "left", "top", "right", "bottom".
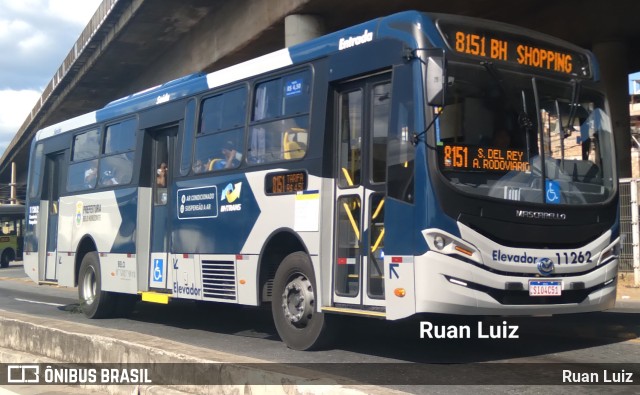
{"left": 0, "top": 310, "right": 402, "bottom": 395}
{"left": 616, "top": 273, "right": 640, "bottom": 301}
{"left": 0, "top": 385, "right": 107, "bottom": 395}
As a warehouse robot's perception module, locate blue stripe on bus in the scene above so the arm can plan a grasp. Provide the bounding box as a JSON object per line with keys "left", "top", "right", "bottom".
{"left": 112, "top": 187, "right": 138, "bottom": 253}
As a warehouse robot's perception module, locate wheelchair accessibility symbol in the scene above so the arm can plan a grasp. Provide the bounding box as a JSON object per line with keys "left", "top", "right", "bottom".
{"left": 545, "top": 180, "right": 561, "bottom": 204}
{"left": 153, "top": 258, "right": 164, "bottom": 282}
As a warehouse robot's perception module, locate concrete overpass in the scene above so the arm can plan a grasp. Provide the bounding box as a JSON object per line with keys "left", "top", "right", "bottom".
{"left": 1, "top": 0, "right": 639, "bottom": 202}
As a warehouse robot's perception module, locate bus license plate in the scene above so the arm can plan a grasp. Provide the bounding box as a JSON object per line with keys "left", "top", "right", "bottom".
{"left": 529, "top": 280, "right": 562, "bottom": 296}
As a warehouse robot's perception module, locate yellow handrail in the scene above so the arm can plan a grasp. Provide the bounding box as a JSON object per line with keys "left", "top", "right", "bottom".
{"left": 342, "top": 202, "right": 360, "bottom": 241}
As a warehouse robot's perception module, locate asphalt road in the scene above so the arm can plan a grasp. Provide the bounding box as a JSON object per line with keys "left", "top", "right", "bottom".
{"left": 1, "top": 262, "right": 639, "bottom": 393}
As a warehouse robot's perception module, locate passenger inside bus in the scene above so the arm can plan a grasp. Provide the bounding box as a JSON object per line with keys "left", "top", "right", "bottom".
{"left": 208, "top": 141, "right": 241, "bottom": 171}
{"left": 156, "top": 162, "right": 168, "bottom": 187}
{"left": 102, "top": 170, "right": 119, "bottom": 186}
{"left": 192, "top": 159, "right": 204, "bottom": 174}
{"left": 84, "top": 166, "right": 97, "bottom": 188}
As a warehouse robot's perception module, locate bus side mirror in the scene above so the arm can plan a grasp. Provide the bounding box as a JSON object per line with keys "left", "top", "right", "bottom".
{"left": 425, "top": 52, "right": 446, "bottom": 107}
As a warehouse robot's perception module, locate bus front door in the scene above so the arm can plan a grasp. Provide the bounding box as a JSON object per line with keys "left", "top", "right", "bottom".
{"left": 333, "top": 75, "right": 391, "bottom": 310}
{"left": 43, "top": 152, "right": 65, "bottom": 281}
{"left": 148, "top": 125, "right": 177, "bottom": 292}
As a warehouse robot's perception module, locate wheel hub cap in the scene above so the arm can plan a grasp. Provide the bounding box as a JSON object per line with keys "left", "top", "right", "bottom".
{"left": 281, "top": 275, "right": 314, "bottom": 327}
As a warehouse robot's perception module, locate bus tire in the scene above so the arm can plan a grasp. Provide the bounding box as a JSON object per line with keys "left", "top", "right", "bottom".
{"left": 78, "top": 252, "right": 115, "bottom": 318}
{"left": 0, "top": 249, "right": 14, "bottom": 268}
{"left": 271, "top": 252, "right": 332, "bottom": 350}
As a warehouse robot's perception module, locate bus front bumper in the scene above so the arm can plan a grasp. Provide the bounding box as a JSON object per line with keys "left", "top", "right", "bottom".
{"left": 409, "top": 250, "right": 617, "bottom": 317}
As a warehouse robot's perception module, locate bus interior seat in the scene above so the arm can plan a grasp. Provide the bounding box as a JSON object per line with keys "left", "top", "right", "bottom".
{"left": 207, "top": 158, "right": 222, "bottom": 171}
{"left": 283, "top": 128, "right": 307, "bottom": 159}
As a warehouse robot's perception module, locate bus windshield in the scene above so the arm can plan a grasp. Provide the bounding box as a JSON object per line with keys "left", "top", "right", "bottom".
{"left": 435, "top": 62, "right": 615, "bottom": 205}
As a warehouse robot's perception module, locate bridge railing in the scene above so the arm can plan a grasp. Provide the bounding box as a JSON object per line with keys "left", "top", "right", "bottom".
{"left": 18, "top": 0, "right": 120, "bottom": 138}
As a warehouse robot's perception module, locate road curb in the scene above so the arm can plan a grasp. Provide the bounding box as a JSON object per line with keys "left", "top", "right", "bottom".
{"left": 0, "top": 310, "right": 405, "bottom": 395}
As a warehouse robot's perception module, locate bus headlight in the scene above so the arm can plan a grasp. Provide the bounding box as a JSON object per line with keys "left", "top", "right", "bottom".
{"left": 434, "top": 235, "right": 446, "bottom": 250}
{"left": 597, "top": 237, "right": 620, "bottom": 266}
{"left": 422, "top": 229, "right": 483, "bottom": 264}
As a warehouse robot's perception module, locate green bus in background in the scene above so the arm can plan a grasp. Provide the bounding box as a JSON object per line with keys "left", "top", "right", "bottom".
{"left": 0, "top": 205, "right": 24, "bottom": 268}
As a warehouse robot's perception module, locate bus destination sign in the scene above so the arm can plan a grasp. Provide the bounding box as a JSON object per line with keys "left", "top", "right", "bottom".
{"left": 266, "top": 170, "right": 308, "bottom": 195}
{"left": 441, "top": 144, "right": 530, "bottom": 173}
{"left": 438, "top": 22, "right": 591, "bottom": 78}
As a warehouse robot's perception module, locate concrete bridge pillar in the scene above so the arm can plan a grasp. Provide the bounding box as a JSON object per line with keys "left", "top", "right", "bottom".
{"left": 285, "top": 14, "right": 324, "bottom": 47}
{"left": 592, "top": 41, "right": 631, "bottom": 178}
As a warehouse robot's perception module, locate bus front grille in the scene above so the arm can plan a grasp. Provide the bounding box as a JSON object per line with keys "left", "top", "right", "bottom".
{"left": 201, "top": 260, "right": 237, "bottom": 301}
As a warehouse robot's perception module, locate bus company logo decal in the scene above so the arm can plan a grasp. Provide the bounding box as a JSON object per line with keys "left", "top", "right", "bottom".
{"left": 173, "top": 282, "right": 201, "bottom": 296}
{"left": 338, "top": 29, "right": 373, "bottom": 50}
{"left": 515, "top": 210, "right": 566, "bottom": 220}
{"left": 156, "top": 93, "right": 170, "bottom": 104}
{"left": 28, "top": 205, "right": 39, "bottom": 225}
{"left": 75, "top": 201, "right": 83, "bottom": 227}
{"left": 177, "top": 186, "right": 218, "bottom": 220}
{"left": 492, "top": 250, "right": 539, "bottom": 264}
{"left": 537, "top": 258, "right": 555, "bottom": 276}
{"left": 220, "top": 182, "right": 242, "bottom": 212}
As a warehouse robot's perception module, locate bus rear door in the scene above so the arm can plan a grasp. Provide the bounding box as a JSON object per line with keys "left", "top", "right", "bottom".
{"left": 332, "top": 74, "right": 391, "bottom": 310}
{"left": 42, "top": 152, "right": 65, "bottom": 281}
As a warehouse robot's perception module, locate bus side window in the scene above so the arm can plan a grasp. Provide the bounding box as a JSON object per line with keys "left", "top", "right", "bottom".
{"left": 387, "top": 66, "right": 415, "bottom": 202}
{"left": 371, "top": 82, "right": 391, "bottom": 183}
{"left": 97, "top": 119, "right": 136, "bottom": 187}
{"left": 98, "top": 153, "right": 134, "bottom": 187}
{"left": 338, "top": 89, "right": 362, "bottom": 188}
{"left": 193, "top": 87, "right": 247, "bottom": 173}
{"left": 67, "top": 159, "right": 98, "bottom": 192}
{"left": 248, "top": 117, "right": 309, "bottom": 164}
{"left": 180, "top": 99, "right": 197, "bottom": 176}
{"left": 248, "top": 70, "right": 311, "bottom": 165}
{"left": 28, "top": 143, "right": 44, "bottom": 199}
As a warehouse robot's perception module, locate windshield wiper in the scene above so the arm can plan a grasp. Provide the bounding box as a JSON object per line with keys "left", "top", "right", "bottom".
{"left": 531, "top": 77, "right": 547, "bottom": 203}
{"left": 555, "top": 100, "right": 565, "bottom": 168}
{"left": 566, "top": 79, "right": 582, "bottom": 132}
{"left": 519, "top": 90, "right": 534, "bottom": 163}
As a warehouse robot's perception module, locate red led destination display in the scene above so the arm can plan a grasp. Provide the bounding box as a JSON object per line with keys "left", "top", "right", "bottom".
{"left": 441, "top": 144, "right": 530, "bottom": 172}
{"left": 438, "top": 21, "right": 591, "bottom": 78}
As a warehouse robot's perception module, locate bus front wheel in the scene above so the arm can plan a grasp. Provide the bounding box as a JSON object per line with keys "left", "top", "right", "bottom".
{"left": 78, "top": 252, "right": 115, "bottom": 318}
{"left": 0, "top": 249, "right": 14, "bottom": 268}
{"left": 271, "top": 252, "right": 332, "bottom": 350}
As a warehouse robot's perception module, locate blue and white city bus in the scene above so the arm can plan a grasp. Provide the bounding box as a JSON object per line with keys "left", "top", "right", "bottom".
{"left": 24, "top": 11, "right": 619, "bottom": 350}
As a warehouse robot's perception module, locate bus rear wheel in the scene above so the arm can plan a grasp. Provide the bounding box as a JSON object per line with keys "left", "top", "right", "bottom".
{"left": 271, "top": 252, "right": 332, "bottom": 350}
{"left": 0, "top": 249, "right": 14, "bottom": 268}
{"left": 78, "top": 252, "right": 115, "bottom": 318}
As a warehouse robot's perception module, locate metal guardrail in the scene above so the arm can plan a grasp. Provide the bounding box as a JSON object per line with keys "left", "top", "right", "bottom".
{"left": 619, "top": 178, "right": 639, "bottom": 275}
{"left": 620, "top": 179, "right": 633, "bottom": 272}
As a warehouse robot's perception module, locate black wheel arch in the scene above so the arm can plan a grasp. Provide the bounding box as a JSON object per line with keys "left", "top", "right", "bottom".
{"left": 257, "top": 228, "right": 309, "bottom": 304}
{"left": 75, "top": 235, "right": 98, "bottom": 287}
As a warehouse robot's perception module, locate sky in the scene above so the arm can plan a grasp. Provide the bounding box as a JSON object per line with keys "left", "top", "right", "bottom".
{"left": 0, "top": 0, "right": 102, "bottom": 156}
